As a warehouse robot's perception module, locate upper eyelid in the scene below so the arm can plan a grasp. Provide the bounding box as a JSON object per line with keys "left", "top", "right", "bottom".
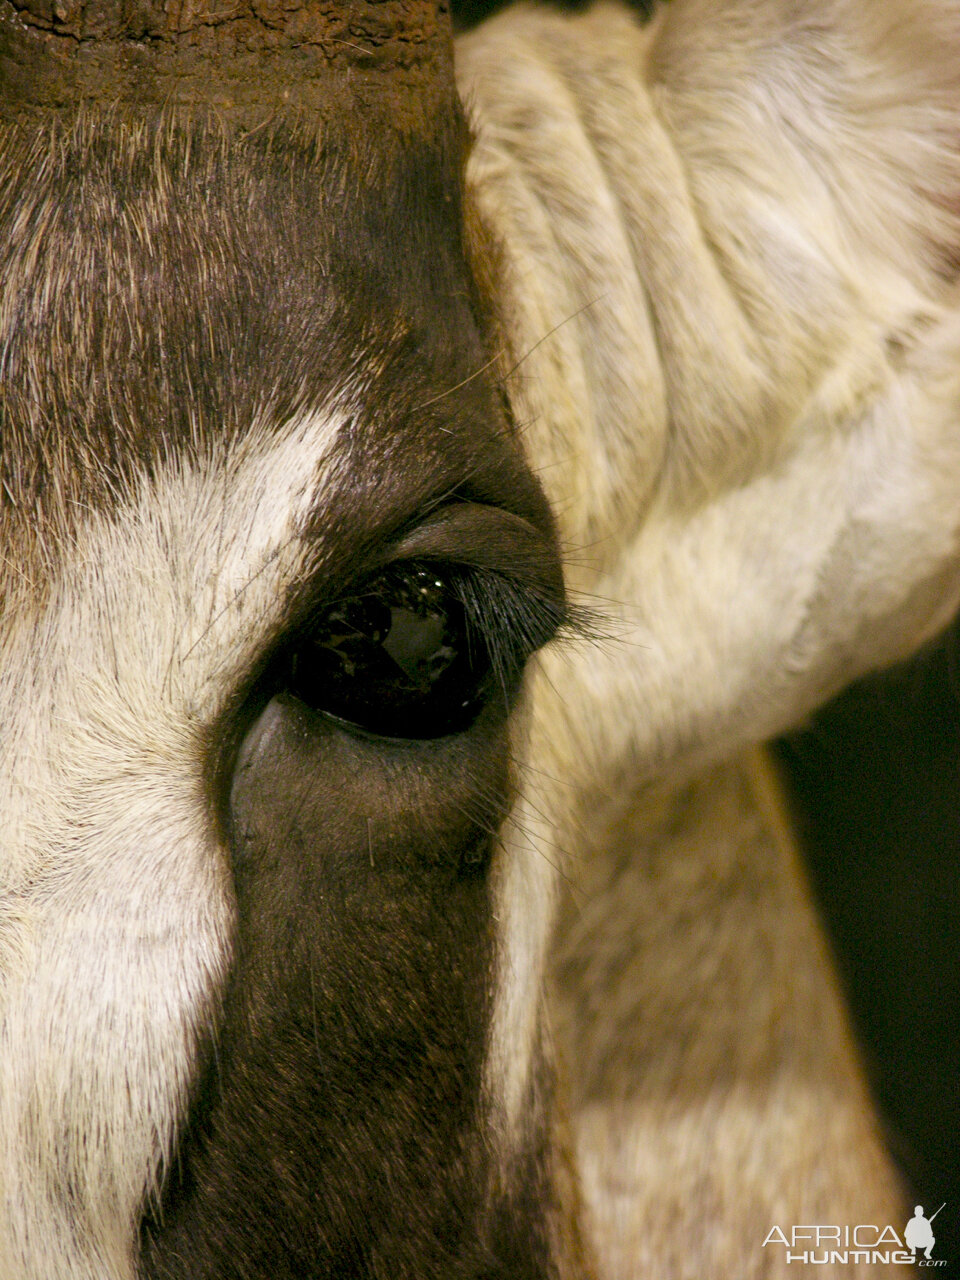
{"left": 286, "top": 500, "right": 565, "bottom": 641}
{"left": 301, "top": 557, "right": 563, "bottom": 657}
{"left": 385, "top": 502, "right": 565, "bottom": 603}
{"left": 208, "top": 537, "right": 566, "bottom": 807}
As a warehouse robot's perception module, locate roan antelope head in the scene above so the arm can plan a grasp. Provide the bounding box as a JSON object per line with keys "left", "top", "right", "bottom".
{"left": 2, "top": 1, "right": 960, "bottom": 1277}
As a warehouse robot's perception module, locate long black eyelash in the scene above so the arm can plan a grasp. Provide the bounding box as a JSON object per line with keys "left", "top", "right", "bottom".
{"left": 448, "top": 567, "right": 579, "bottom": 704}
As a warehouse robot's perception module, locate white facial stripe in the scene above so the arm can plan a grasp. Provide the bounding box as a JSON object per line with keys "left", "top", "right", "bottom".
{"left": 0, "top": 408, "right": 347, "bottom": 1280}
{"left": 485, "top": 761, "right": 560, "bottom": 1163}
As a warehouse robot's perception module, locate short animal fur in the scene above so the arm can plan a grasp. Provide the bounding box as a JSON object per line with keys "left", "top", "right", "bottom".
{"left": 2, "top": 0, "right": 960, "bottom": 1277}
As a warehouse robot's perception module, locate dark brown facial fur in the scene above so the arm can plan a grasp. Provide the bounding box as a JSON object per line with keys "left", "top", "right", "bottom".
{"left": 0, "top": 63, "right": 571, "bottom": 1280}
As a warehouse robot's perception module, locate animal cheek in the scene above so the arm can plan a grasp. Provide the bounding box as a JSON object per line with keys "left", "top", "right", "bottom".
{"left": 228, "top": 692, "right": 512, "bottom": 888}
{"left": 141, "top": 693, "right": 514, "bottom": 1273}
{"left": 220, "top": 690, "right": 510, "bottom": 1074}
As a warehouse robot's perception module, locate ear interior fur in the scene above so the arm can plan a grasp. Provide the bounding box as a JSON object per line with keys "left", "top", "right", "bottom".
{"left": 458, "top": 0, "right": 960, "bottom": 764}
{"left": 458, "top": 1, "right": 960, "bottom": 1273}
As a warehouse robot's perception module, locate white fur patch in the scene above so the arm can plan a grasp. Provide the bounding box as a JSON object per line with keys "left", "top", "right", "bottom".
{"left": 484, "top": 764, "right": 561, "bottom": 1164}
{"left": 0, "top": 410, "right": 346, "bottom": 1279}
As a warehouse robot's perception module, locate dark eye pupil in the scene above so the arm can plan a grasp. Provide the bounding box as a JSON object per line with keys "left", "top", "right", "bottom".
{"left": 382, "top": 607, "right": 454, "bottom": 683}
{"left": 282, "top": 565, "right": 488, "bottom": 739}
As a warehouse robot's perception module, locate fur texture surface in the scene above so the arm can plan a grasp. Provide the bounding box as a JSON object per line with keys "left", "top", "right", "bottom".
{"left": 1, "top": 0, "right": 960, "bottom": 1277}
{"left": 0, "top": 412, "right": 341, "bottom": 1277}
{"left": 457, "top": 1, "right": 960, "bottom": 1273}
{"left": 0, "top": 103, "right": 572, "bottom": 1277}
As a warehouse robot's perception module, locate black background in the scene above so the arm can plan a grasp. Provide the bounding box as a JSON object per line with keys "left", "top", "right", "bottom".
{"left": 778, "top": 617, "right": 960, "bottom": 1267}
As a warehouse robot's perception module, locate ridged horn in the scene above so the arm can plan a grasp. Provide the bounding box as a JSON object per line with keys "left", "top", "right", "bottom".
{"left": 0, "top": 0, "right": 453, "bottom": 126}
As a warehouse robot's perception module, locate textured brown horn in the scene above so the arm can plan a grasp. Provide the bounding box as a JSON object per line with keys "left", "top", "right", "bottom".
{"left": 0, "top": 0, "right": 453, "bottom": 126}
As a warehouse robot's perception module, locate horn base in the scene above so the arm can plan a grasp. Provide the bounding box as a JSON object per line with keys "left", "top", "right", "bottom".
{"left": 0, "top": 0, "right": 453, "bottom": 127}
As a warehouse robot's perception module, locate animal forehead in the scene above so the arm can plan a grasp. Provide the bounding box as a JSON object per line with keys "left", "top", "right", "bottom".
{"left": 0, "top": 109, "right": 530, "bottom": 573}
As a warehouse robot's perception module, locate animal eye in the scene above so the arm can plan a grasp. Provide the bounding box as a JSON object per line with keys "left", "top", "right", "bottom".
{"left": 279, "top": 563, "right": 492, "bottom": 739}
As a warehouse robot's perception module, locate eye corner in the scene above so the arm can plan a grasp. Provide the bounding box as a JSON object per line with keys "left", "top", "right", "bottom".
{"left": 449, "top": 562, "right": 567, "bottom": 684}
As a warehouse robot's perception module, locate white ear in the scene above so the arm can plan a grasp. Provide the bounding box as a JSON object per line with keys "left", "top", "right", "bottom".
{"left": 647, "top": 0, "right": 960, "bottom": 460}
{"left": 458, "top": 0, "right": 960, "bottom": 781}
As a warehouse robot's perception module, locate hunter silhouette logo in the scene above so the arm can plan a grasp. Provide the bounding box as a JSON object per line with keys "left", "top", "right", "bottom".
{"left": 762, "top": 1204, "right": 948, "bottom": 1266}
{"left": 905, "top": 1205, "right": 945, "bottom": 1261}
